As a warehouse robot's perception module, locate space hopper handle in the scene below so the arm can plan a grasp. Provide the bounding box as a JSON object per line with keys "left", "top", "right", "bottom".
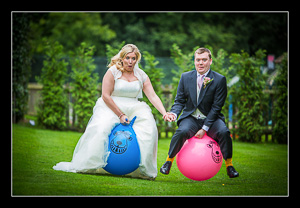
{"left": 130, "top": 116, "right": 137, "bottom": 126}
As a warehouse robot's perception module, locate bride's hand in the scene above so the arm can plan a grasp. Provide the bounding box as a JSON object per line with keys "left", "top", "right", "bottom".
{"left": 120, "top": 114, "right": 130, "bottom": 125}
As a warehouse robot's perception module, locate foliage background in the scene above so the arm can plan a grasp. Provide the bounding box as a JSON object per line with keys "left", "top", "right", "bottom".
{"left": 229, "top": 49, "right": 268, "bottom": 142}
{"left": 36, "top": 40, "right": 69, "bottom": 130}
{"left": 69, "top": 42, "right": 99, "bottom": 131}
{"left": 12, "top": 12, "right": 288, "bottom": 143}
{"left": 27, "top": 13, "right": 287, "bottom": 57}
{"left": 13, "top": 13, "right": 32, "bottom": 123}
{"left": 272, "top": 53, "right": 288, "bottom": 144}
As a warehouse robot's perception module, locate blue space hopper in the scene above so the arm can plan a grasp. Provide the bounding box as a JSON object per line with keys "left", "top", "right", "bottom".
{"left": 103, "top": 116, "right": 141, "bottom": 175}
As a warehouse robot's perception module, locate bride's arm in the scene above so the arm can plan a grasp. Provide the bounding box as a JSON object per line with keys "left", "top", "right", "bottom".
{"left": 143, "top": 77, "right": 173, "bottom": 122}
{"left": 102, "top": 70, "right": 129, "bottom": 124}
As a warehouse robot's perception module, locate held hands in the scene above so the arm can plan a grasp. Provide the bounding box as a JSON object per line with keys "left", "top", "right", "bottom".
{"left": 120, "top": 112, "right": 176, "bottom": 124}
{"left": 120, "top": 112, "right": 205, "bottom": 138}
{"left": 163, "top": 112, "right": 176, "bottom": 122}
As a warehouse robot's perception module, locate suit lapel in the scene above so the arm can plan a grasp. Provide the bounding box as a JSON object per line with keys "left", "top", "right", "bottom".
{"left": 189, "top": 70, "right": 197, "bottom": 107}
{"left": 198, "top": 70, "right": 214, "bottom": 106}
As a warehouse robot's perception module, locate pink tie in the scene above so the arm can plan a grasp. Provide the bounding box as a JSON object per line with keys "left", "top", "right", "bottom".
{"left": 197, "top": 75, "right": 204, "bottom": 90}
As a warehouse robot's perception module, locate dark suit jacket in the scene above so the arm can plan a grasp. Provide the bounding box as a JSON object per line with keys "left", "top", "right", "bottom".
{"left": 170, "top": 69, "right": 227, "bottom": 129}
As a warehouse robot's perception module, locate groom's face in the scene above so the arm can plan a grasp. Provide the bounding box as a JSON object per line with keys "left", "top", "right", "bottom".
{"left": 194, "top": 52, "right": 212, "bottom": 75}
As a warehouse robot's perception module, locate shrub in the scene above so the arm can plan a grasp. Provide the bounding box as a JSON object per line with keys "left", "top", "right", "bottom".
{"left": 272, "top": 53, "right": 287, "bottom": 144}
{"left": 170, "top": 43, "right": 198, "bottom": 99}
{"left": 140, "top": 51, "right": 165, "bottom": 132}
{"left": 37, "top": 39, "right": 68, "bottom": 130}
{"left": 229, "top": 49, "right": 267, "bottom": 142}
{"left": 12, "top": 13, "right": 32, "bottom": 123}
{"left": 69, "top": 42, "right": 99, "bottom": 131}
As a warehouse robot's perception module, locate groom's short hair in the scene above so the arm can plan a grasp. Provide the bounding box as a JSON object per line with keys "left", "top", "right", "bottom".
{"left": 194, "top": 47, "right": 212, "bottom": 60}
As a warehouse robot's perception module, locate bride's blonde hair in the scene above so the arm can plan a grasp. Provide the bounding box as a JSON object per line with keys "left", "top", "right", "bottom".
{"left": 108, "top": 44, "right": 142, "bottom": 72}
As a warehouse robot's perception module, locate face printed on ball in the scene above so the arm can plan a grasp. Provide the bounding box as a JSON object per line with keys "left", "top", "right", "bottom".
{"left": 110, "top": 130, "right": 132, "bottom": 154}
{"left": 207, "top": 140, "right": 222, "bottom": 163}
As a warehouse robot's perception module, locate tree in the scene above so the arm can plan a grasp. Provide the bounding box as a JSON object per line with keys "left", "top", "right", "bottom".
{"left": 30, "top": 13, "right": 116, "bottom": 56}
{"left": 229, "top": 49, "right": 267, "bottom": 142}
{"left": 140, "top": 51, "right": 165, "bottom": 133}
{"left": 170, "top": 43, "right": 198, "bottom": 99}
{"left": 272, "top": 53, "right": 288, "bottom": 144}
{"left": 69, "top": 42, "right": 99, "bottom": 131}
{"left": 12, "top": 13, "right": 32, "bottom": 123}
{"left": 37, "top": 40, "right": 68, "bottom": 130}
{"left": 101, "top": 12, "right": 287, "bottom": 57}
{"left": 105, "top": 41, "right": 125, "bottom": 61}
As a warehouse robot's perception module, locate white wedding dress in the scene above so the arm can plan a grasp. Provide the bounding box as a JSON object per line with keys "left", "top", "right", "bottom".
{"left": 53, "top": 65, "right": 158, "bottom": 179}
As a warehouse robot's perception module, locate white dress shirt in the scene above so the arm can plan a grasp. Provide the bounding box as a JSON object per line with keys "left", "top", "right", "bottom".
{"left": 191, "top": 70, "right": 210, "bottom": 131}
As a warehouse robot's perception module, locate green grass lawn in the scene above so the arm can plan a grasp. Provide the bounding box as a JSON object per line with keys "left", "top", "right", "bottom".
{"left": 12, "top": 124, "right": 288, "bottom": 196}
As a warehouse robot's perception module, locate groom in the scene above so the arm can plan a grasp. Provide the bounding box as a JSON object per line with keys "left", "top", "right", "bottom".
{"left": 161, "top": 47, "right": 239, "bottom": 178}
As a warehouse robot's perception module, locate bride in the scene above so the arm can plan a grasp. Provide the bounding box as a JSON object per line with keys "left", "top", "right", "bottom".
{"left": 53, "top": 44, "right": 172, "bottom": 180}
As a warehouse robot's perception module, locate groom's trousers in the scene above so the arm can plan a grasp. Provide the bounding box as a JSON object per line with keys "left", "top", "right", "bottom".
{"left": 168, "top": 116, "right": 233, "bottom": 160}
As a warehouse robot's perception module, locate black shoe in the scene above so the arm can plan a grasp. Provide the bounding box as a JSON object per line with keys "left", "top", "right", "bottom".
{"left": 160, "top": 161, "right": 172, "bottom": 175}
{"left": 227, "top": 166, "right": 239, "bottom": 178}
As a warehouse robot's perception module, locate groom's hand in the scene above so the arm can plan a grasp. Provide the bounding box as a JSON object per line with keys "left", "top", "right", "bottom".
{"left": 195, "top": 129, "right": 206, "bottom": 139}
